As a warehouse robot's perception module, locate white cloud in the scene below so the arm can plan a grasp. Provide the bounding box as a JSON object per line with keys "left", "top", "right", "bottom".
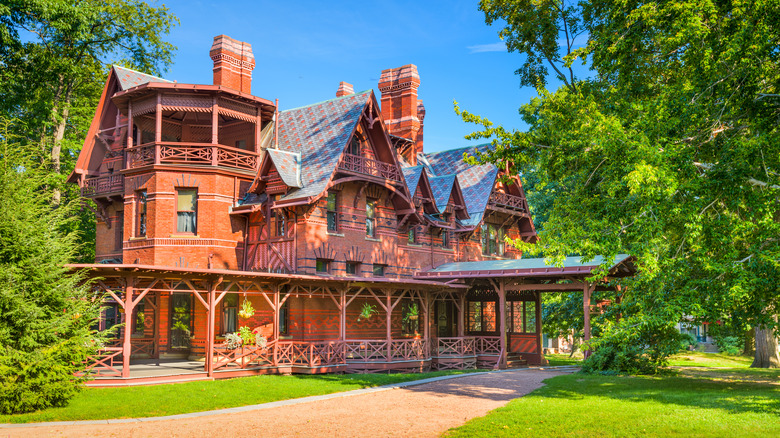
{"left": 466, "top": 42, "right": 506, "bottom": 54}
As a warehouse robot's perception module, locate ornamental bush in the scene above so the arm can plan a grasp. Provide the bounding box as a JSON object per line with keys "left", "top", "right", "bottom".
{"left": 0, "top": 132, "right": 103, "bottom": 414}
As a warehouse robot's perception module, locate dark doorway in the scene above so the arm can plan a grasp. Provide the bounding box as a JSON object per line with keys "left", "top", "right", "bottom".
{"left": 169, "top": 293, "right": 193, "bottom": 352}
{"left": 435, "top": 300, "right": 457, "bottom": 337}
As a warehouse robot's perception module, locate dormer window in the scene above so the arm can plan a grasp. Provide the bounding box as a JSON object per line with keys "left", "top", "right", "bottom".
{"left": 349, "top": 136, "right": 361, "bottom": 156}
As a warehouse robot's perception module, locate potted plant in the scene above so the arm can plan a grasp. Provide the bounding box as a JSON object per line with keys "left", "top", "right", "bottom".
{"left": 224, "top": 332, "right": 242, "bottom": 350}
{"left": 238, "top": 296, "right": 255, "bottom": 319}
{"left": 403, "top": 303, "right": 419, "bottom": 322}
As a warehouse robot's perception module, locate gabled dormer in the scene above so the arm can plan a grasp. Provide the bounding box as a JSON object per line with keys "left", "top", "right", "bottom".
{"left": 256, "top": 149, "right": 302, "bottom": 196}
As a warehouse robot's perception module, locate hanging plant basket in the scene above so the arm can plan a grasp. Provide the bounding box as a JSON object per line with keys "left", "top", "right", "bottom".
{"left": 238, "top": 296, "right": 255, "bottom": 319}
{"left": 357, "top": 303, "right": 377, "bottom": 322}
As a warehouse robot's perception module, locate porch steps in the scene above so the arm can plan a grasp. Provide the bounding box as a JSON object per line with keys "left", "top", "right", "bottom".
{"left": 505, "top": 352, "right": 527, "bottom": 368}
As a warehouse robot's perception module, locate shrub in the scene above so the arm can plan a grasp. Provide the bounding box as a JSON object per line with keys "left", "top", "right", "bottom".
{"left": 679, "top": 333, "right": 698, "bottom": 351}
{"left": 715, "top": 336, "right": 743, "bottom": 356}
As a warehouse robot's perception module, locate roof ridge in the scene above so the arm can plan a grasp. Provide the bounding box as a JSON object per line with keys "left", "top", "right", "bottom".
{"left": 281, "top": 90, "right": 372, "bottom": 114}
{"left": 425, "top": 142, "right": 492, "bottom": 158}
{"left": 112, "top": 65, "right": 171, "bottom": 83}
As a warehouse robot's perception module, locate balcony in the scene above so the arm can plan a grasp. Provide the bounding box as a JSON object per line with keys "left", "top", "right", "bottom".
{"left": 126, "top": 142, "right": 259, "bottom": 172}
{"left": 81, "top": 174, "right": 124, "bottom": 198}
{"left": 488, "top": 192, "right": 528, "bottom": 213}
{"left": 337, "top": 153, "right": 402, "bottom": 183}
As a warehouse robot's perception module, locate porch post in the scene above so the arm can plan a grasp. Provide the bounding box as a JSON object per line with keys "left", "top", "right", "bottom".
{"left": 386, "top": 289, "right": 392, "bottom": 362}
{"left": 272, "top": 284, "right": 280, "bottom": 366}
{"left": 535, "top": 291, "right": 543, "bottom": 364}
{"left": 583, "top": 282, "right": 592, "bottom": 358}
{"left": 211, "top": 95, "right": 219, "bottom": 145}
{"left": 153, "top": 291, "right": 161, "bottom": 365}
{"left": 339, "top": 287, "right": 346, "bottom": 341}
{"left": 121, "top": 277, "right": 135, "bottom": 378}
{"left": 458, "top": 294, "right": 465, "bottom": 337}
{"left": 126, "top": 101, "right": 133, "bottom": 149}
{"left": 497, "top": 280, "right": 507, "bottom": 369}
{"left": 207, "top": 282, "right": 216, "bottom": 377}
{"left": 422, "top": 291, "right": 429, "bottom": 341}
{"left": 154, "top": 93, "right": 162, "bottom": 164}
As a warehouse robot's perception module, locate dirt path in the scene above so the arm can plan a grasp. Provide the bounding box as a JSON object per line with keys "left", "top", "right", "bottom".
{"left": 6, "top": 369, "right": 565, "bottom": 438}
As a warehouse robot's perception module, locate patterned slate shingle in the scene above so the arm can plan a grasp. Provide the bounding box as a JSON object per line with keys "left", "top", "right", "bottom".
{"left": 113, "top": 65, "right": 170, "bottom": 90}
{"left": 429, "top": 174, "right": 457, "bottom": 212}
{"left": 266, "top": 149, "right": 302, "bottom": 188}
{"left": 402, "top": 166, "right": 425, "bottom": 196}
{"left": 276, "top": 91, "right": 371, "bottom": 202}
{"left": 422, "top": 144, "right": 497, "bottom": 226}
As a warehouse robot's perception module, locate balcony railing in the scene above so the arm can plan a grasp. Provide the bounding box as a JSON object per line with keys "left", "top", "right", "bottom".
{"left": 337, "top": 153, "right": 402, "bottom": 182}
{"left": 81, "top": 174, "right": 124, "bottom": 197}
{"left": 126, "top": 142, "right": 259, "bottom": 171}
{"left": 488, "top": 192, "right": 528, "bottom": 213}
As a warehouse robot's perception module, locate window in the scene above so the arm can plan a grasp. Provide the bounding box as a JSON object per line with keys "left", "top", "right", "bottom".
{"left": 346, "top": 262, "right": 360, "bottom": 276}
{"left": 279, "top": 301, "right": 289, "bottom": 335}
{"left": 176, "top": 188, "right": 197, "bottom": 233}
{"left": 408, "top": 227, "right": 416, "bottom": 244}
{"left": 505, "top": 301, "right": 536, "bottom": 333}
{"left": 372, "top": 264, "right": 385, "bottom": 277}
{"left": 326, "top": 191, "right": 338, "bottom": 233}
{"left": 222, "top": 294, "right": 238, "bottom": 334}
{"left": 467, "top": 300, "right": 497, "bottom": 333}
{"left": 349, "top": 136, "right": 361, "bottom": 156}
{"left": 102, "top": 303, "right": 120, "bottom": 335}
{"left": 489, "top": 225, "right": 497, "bottom": 255}
{"left": 481, "top": 223, "right": 504, "bottom": 256}
{"left": 366, "top": 199, "right": 377, "bottom": 238}
{"left": 133, "top": 301, "right": 145, "bottom": 336}
{"left": 497, "top": 227, "right": 505, "bottom": 255}
{"left": 273, "top": 209, "right": 286, "bottom": 237}
{"left": 137, "top": 190, "right": 147, "bottom": 237}
{"left": 441, "top": 230, "right": 449, "bottom": 248}
{"left": 481, "top": 224, "right": 488, "bottom": 255}
{"left": 316, "top": 259, "right": 330, "bottom": 274}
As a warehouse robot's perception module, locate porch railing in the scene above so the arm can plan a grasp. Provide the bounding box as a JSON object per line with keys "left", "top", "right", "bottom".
{"left": 126, "top": 141, "right": 259, "bottom": 171}
{"left": 488, "top": 192, "right": 528, "bottom": 213}
{"left": 344, "top": 339, "right": 428, "bottom": 362}
{"left": 275, "top": 340, "right": 345, "bottom": 367}
{"left": 337, "top": 153, "right": 402, "bottom": 182}
{"left": 435, "top": 336, "right": 501, "bottom": 356}
{"left": 77, "top": 346, "right": 123, "bottom": 377}
{"left": 212, "top": 340, "right": 276, "bottom": 370}
{"left": 81, "top": 174, "right": 124, "bottom": 197}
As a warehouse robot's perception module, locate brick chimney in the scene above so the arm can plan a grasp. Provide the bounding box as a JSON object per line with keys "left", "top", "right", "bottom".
{"left": 336, "top": 81, "right": 354, "bottom": 97}
{"left": 378, "top": 64, "right": 421, "bottom": 164}
{"left": 209, "top": 35, "right": 255, "bottom": 94}
{"left": 416, "top": 100, "right": 425, "bottom": 162}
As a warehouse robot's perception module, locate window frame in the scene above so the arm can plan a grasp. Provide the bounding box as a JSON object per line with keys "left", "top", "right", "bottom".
{"left": 346, "top": 261, "right": 360, "bottom": 276}
{"left": 221, "top": 293, "right": 238, "bottom": 335}
{"left": 136, "top": 190, "right": 147, "bottom": 237}
{"left": 326, "top": 191, "right": 339, "bottom": 233}
{"left": 467, "top": 300, "right": 498, "bottom": 334}
{"left": 315, "top": 258, "right": 331, "bottom": 274}
{"left": 175, "top": 188, "right": 198, "bottom": 234}
{"left": 279, "top": 301, "right": 289, "bottom": 335}
{"left": 366, "top": 198, "right": 377, "bottom": 238}
{"left": 372, "top": 263, "right": 385, "bottom": 277}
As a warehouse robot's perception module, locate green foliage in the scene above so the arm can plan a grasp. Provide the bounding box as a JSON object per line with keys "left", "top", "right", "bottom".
{"left": 238, "top": 326, "right": 254, "bottom": 346}
{"left": 357, "top": 303, "right": 378, "bottom": 322}
{"left": 679, "top": 333, "right": 698, "bottom": 351}
{"left": 0, "top": 126, "right": 103, "bottom": 414}
{"left": 469, "top": 0, "right": 780, "bottom": 370}
{"left": 715, "top": 336, "right": 743, "bottom": 356}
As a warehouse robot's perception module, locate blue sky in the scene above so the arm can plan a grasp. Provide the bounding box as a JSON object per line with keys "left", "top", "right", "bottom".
{"left": 159, "top": 0, "right": 578, "bottom": 153}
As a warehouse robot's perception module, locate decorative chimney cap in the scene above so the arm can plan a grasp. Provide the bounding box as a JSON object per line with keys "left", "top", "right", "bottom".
{"left": 336, "top": 81, "right": 354, "bottom": 97}
{"left": 378, "top": 64, "right": 420, "bottom": 92}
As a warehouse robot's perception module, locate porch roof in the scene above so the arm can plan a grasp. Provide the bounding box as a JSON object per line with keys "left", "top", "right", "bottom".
{"left": 67, "top": 264, "right": 467, "bottom": 289}
{"left": 414, "top": 254, "right": 635, "bottom": 280}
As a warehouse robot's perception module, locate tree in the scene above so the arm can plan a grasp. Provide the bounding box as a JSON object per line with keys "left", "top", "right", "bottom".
{"left": 464, "top": 0, "right": 780, "bottom": 369}
{"left": 0, "top": 0, "right": 178, "bottom": 206}
{"left": 0, "top": 120, "right": 105, "bottom": 414}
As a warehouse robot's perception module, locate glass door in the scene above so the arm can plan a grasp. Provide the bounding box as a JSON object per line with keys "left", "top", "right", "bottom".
{"left": 169, "top": 293, "right": 193, "bottom": 351}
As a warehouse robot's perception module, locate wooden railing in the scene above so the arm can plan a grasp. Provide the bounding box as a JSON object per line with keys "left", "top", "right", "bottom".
{"left": 126, "top": 142, "right": 259, "bottom": 171}
{"left": 436, "top": 337, "right": 477, "bottom": 356}
{"left": 212, "top": 340, "right": 276, "bottom": 370}
{"left": 81, "top": 174, "right": 124, "bottom": 197}
{"left": 475, "top": 336, "right": 502, "bottom": 355}
{"left": 338, "top": 153, "right": 402, "bottom": 182}
{"left": 275, "top": 340, "right": 345, "bottom": 367}
{"left": 344, "top": 339, "right": 428, "bottom": 362}
{"left": 77, "top": 347, "right": 123, "bottom": 377}
{"left": 488, "top": 192, "right": 528, "bottom": 213}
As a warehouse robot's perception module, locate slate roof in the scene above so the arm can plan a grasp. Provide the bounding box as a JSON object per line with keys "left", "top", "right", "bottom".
{"left": 275, "top": 91, "right": 371, "bottom": 202}
{"left": 429, "top": 174, "right": 457, "bottom": 212}
{"left": 403, "top": 166, "right": 425, "bottom": 196}
{"left": 420, "top": 255, "right": 633, "bottom": 278}
{"left": 266, "top": 149, "right": 302, "bottom": 188}
{"left": 422, "top": 144, "right": 497, "bottom": 226}
{"left": 113, "top": 65, "right": 170, "bottom": 90}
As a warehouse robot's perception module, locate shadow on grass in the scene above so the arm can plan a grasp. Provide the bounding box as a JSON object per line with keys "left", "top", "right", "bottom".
{"left": 540, "top": 373, "right": 780, "bottom": 416}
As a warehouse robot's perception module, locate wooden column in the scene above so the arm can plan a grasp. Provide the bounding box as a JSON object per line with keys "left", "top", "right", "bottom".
{"left": 125, "top": 101, "right": 133, "bottom": 170}
{"left": 211, "top": 96, "right": 219, "bottom": 144}
{"left": 458, "top": 294, "right": 466, "bottom": 337}
{"left": 153, "top": 291, "right": 160, "bottom": 364}
{"left": 583, "top": 282, "right": 592, "bottom": 358}
{"left": 255, "top": 112, "right": 262, "bottom": 154}
{"left": 339, "top": 288, "right": 347, "bottom": 340}
{"left": 422, "top": 291, "right": 429, "bottom": 341}
{"left": 386, "top": 290, "right": 392, "bottom": 362}
{"left": 497, "top": 280, "right": 507, "bottom": 369}
{"left": 154, "top": 93, "right": 162, "bottom": 164}
{"left": 121, "top": 277, "right": 135, "bottom": 378}
{"left": 206, "top": 282, "right": 216, "bottom": 377}
{"left": 272, "top": 285, "right": 280, "bottom": 366}
{"left": 535, "top": 291, "right": 543, "bottom": 364}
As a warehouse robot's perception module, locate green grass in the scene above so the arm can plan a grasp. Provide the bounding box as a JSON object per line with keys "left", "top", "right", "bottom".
{"left": 0, "top": 370, "right": 475, "bottom": 424}
{"left": 445, "top": 371, "right": 780, "bottom": 437}
{"left": 544, "top": 353, "right": 583, "bottom": 366}
{"left": 668, "top": 351, "right": 754, "bottom": 367}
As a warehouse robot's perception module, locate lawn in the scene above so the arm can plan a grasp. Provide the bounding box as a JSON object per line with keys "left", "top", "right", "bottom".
{"left": 0, "top": 370, "right": 474, "bottom": 424}
{"left": 445, "top": 370, "right": 780, "bottom": 437}
{"left": 544, "top": 353, "right": 583, "bottom": 366}
{"left": 668, "top": 351, "right": 754, "bottom": 367}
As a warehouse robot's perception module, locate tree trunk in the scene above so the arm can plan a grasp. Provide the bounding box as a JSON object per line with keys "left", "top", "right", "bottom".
{"left": 50, "top": 78, "right": 74, "bottom": 206}
{"left": 751, "top": 323, "right": 780, "bottom": 368}
{"left": 744, "top": 327, "right": 755, "bottom": 356}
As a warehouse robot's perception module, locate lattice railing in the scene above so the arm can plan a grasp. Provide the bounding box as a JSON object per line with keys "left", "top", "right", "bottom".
{"left": 344, "top": 340, "right": 389, "bottom": 361}
{"left": 126, "top": 142, "right": 258, "bottom": 171}
{"left": 390, "top": 338, "right": 429, "bottom": 361}
{"left": 436, "top": 337, "right": 477, "bottom": 356}
{"left": 81, "top": 174, "right": 125, "bottom": 197}
{"left": 475, "top": 336, "right": 502, "bottom": 355}
{"left": 275, "top": 341, "right": 345, "bottom": 367}
{"left": 488, "top": 192, "right": 528, "bottom": 213}
{"left": 338, "top": 153, "right": 402, "bottom": 182}
{"left": 212, "top": 340, "right": 275, "bottom": 370}
{"left": 77, "top": 347, "right": 123, "bottom": 377}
